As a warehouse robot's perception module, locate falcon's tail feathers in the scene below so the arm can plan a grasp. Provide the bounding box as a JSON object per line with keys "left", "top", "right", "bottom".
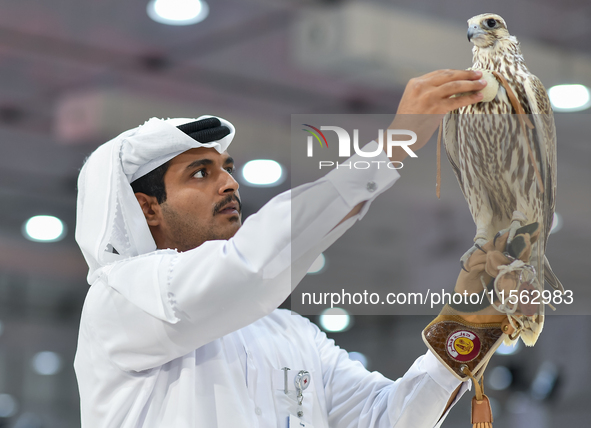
{"left": 544, "top": 256, "right": 564, "bottom": 292}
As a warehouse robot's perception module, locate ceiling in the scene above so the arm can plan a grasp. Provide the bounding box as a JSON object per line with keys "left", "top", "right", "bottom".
{"left": 0, "top": 0, "right": 589, "bottom": 426}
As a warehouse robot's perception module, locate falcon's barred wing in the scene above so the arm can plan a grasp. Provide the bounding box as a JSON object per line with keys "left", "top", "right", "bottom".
{"left": 522, "top": 74, "right": 563, "bottom": 291}
{"left": 522, "top": 74, "right": 557, "bottom": 250}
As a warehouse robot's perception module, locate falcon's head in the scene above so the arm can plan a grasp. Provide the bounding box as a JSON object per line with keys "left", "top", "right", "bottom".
{"left": 467, "top": 14, "right": 511, "bottom": 48}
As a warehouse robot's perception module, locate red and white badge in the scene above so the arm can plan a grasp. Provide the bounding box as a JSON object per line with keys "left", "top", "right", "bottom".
{"left": 295, "top": 371, "right": 311, "bottom": 392}
{"left": 446, "top": 330, "right": 481, "bottom": 362}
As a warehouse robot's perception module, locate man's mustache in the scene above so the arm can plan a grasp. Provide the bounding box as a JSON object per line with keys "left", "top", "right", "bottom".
{"left": 213, "top": 194, "right": 242, "bottom": 216}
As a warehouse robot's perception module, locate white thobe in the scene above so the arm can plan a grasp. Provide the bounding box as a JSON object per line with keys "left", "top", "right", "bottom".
{"left": 74, "top": 142, "right": 469, "bottom": 427}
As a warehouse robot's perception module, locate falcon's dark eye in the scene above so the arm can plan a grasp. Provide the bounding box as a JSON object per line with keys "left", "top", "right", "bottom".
{"left": 486, "top": 19, "right": 497, "bottom": 28}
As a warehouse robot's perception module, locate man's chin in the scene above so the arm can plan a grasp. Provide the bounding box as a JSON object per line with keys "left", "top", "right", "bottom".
{"left": 180, "top": 227, "right": 240, "bottom": 252}
{"left": 214, "top": 220, "right": 241, "bottom": 241}
{"left": 226, "top": 222, "right": 241, "bottom": 239}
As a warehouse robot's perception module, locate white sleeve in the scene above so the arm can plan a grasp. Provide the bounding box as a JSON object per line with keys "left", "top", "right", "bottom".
{"left": 85, "top": 142, "right": 401, "bottom": 371}
{"left": 309, "top": 319, "right": 471, "bottom": 428}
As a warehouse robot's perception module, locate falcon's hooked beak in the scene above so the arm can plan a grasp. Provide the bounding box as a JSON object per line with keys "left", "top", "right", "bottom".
{"left": 467, "top": 25, "right": 485, "bottom": 42}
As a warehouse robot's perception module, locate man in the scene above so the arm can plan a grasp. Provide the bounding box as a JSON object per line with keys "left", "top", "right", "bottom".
{"left": 74, "top": 70, "right": 488, "bottom": 427}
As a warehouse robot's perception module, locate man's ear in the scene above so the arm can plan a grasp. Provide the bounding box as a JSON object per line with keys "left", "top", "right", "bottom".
{"left": 134, "top": 193, "right": 162, "bottom": 226}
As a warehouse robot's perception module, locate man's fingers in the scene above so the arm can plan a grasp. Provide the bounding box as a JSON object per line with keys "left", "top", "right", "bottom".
{"left": 478, "top": 231, "right": 509, "bottom": 253}
{"left": 443, "top": 91, "right": 484, "bottom": 111}
{"left": 485, "top": 251, "right": 513, "bottom": 278}
{"left": 423, "top": 69, "right": 483, "bottom": 87}
{"left": 438, "top": 79, "right": 488, "bottom": 99}
{"left": 397, "top": 69, "right": 486, "bottom": 115}
{"left": 466, "top": 250, "right": 488, "bottom": 271}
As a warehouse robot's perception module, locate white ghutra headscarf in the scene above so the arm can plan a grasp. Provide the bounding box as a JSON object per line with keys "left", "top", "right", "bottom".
{"left": 75, "top": 116, "right": 235, "bottom": 284}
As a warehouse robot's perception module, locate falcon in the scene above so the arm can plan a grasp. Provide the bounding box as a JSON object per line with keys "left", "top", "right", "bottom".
{"left": 442, "top": 13, "right": 563, "bottom": 346}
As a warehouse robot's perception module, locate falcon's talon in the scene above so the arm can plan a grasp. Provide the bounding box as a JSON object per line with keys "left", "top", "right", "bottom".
{"left": 493, "top": 228, "right": 510, "bottom": 247}
{"left": 475, "top": 243, "right": 487, "bottom": 254}
{"left": 459, "top": 238, "right": 487, "bottom": 270}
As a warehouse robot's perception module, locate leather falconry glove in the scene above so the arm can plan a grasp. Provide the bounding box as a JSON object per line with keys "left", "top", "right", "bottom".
{"left": 422, "top": 223, "right": 540, "bottom": 428}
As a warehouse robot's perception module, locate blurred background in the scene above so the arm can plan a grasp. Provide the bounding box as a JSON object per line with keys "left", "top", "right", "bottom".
{"left": 0, "top": 0, "right": 589, "bottom": 426}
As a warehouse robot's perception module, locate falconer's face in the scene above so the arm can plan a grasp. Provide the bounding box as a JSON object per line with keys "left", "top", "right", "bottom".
{"left": 150, "top": 147, "right": 242, "bottom": 251}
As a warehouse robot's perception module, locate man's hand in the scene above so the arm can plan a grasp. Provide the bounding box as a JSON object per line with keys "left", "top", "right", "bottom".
{"left": 397, "top": 69, "right": 486, "bottom": 115}
{"left": 387, "top": 69, "right": 487, "bottom": 162}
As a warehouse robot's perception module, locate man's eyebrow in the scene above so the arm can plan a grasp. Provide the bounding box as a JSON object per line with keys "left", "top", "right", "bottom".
{"left": 185, "top": 156, "right": 234, "bottom": 171}
{"left": 185, "top": 158, "right": 213, "bottom": 171}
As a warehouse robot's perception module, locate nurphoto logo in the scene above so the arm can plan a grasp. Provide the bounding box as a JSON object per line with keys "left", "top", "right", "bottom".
{"left": 302, "top": 124, "right": 418, "bottom": 170}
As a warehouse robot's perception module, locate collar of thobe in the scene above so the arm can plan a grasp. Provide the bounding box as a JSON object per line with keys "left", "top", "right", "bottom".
{"left": 75, "top": 116, "right": 235, "bottom": 284}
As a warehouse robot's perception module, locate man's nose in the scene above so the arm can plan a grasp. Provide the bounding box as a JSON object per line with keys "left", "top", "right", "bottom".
{"left": 219, "top": 170, "right": 239, "bottom": 193}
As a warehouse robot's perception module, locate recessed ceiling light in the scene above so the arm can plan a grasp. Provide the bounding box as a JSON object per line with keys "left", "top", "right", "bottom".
{"left": 241, "top": 159, "right": 284, "bottom": 186}
{"left": 548, "top": 84, "right": 591, "bottom": 112}
{"left": 0, "top": 394, "right": 18, "bottom": 418}
{"left": 319, "top": 307, "right": 352, "bottom": 332}
{"left": 488, "top": 365, "right": 513, "bottom": 390}
{"left": 307, "top": 253, "right": 326, "bottom": 274}
{"left": 32, "top": 351, "right": 63, "bottom": 376}
{"left": 147, "top": 0, "right": 209, "bottom": 26}
{"left": 23, "top": 215, "right": 66, "bottom": 242}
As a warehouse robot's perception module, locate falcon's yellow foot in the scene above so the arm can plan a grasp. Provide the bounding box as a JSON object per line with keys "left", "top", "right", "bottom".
{"left": 460, "top": 237, "right": 488, "bottom": 272}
